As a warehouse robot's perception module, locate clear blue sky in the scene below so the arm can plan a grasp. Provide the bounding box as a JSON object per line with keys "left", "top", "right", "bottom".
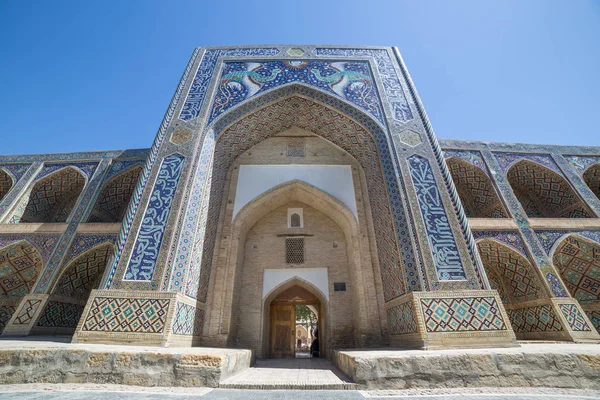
{"left": 1, "top": 1, "right": 599, "bottom": 154}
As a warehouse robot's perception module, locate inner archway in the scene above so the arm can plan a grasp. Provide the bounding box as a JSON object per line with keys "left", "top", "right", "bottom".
{"left": 264, "top": 279, "right": 326, "bottom": 359}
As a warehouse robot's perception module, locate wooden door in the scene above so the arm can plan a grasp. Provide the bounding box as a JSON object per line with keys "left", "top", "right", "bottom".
{"left": 270, "top": 304, "right": 295, "bottom": 358}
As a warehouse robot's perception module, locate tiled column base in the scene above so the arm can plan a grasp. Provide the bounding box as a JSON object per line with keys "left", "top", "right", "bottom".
{"left": 0, "top": 296, "right": 22, "bottom": 334}
{"left": 2, "top": 294, "right": 50, "bottom": 336}
{"left": 505, "top": 298, "right": 599, "bottom": 342}
{"left": 386, "top": 290, "right": 517, "bottom": 349}
{"left": 72, "top": 290, "right": 204, "bottom": 347}
{"left": 582, "top": 303, "right": 600, "bottom": 333}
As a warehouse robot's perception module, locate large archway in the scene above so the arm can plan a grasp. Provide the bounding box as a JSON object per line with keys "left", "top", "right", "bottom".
{"left": 506, "top": 160, "right": 593, "bottom": 218}
{"left": 446, "top": 157, "right": 508, "bottom": 218}
{"left": 20, "top": 167, "right": 86, "bottom": 223}
{"left": 200, "top": 89, "right": 416, "bottom": 353}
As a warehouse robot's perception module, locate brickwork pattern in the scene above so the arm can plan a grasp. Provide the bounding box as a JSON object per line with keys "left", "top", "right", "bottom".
{"left": 21, "top": 167, "right": 86, "bottom": 223}
{"left": 13, "top": 299, "right": 42, "bottom": 325}
{"left": 447, "top": 157, "right": 508, "bottom": 218}
{"left": 507, "top": 161, "right": 593, "bottom": 218}
{"left": 553, "top": 235, "right": 600, "bottom": 304}
{"left": 88, "top": 166, "right": 142, "bottom": 223}
{"left": 507, "top": 304, "right": 563, "bottom": 333}
{"left": 0, "top": 242, "right": 42, "bottom": 296}
{"left": 53, "top": 244, "right": 112, "bottom": 300}
{"left": 420, "top": 297, "right": 507, "bottom": 332}
{"left": 558, "top": 303, "right": 591, "bottom": 331}
{"left": 36, "top": 300, "right": 84, "bottom": 328}
{"left": 0, "top": 169, "right": 13, "bottom": 203}
{"left": 583, "top": 164, "right": 600, "bottom": 201}
{"left": 81, "top": 297, "right": 169, "bottom": 333}
{"left": 387, "top": 301, "right": 418, "bottom": 334}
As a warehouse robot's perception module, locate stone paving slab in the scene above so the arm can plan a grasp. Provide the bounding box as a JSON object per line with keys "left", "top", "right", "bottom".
{"left": 334, "top": 343, "right": 600, "bottom": 390}
{"left": 219, "top": 358, "right": 357, "bottom": 390}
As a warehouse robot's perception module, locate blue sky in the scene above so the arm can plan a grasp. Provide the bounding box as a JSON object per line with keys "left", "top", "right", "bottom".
{"left": 1, "top": 1, "right": 599, "bottom": 154}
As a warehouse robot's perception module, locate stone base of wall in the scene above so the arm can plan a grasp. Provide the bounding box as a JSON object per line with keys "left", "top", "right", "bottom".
{"left": 0, "top": 340, "right": 251, "bottom": 387}
{"left": 333, "top": 343, "right": 600, "bottom": 389}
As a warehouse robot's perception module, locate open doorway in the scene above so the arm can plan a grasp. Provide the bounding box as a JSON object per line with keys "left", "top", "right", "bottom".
{"left": 269, "top": 284, "right": 323, "bottom": 358}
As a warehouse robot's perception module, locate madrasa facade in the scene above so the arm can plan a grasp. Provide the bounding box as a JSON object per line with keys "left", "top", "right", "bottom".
{"left": 0, "top": 45, "right": 599, "bottom": 357}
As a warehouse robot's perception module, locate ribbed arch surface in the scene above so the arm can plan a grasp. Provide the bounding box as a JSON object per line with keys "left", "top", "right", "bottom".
{"left": 446, "top": 158, "right": 508, "bottom": 218}
{"left": 583, "top": 164, "right": 600, "bottom": 201}
{"left": 553, "top": 235, "right": 600, "bottom": 304}
{"left": 21, "top": 167, "right": 86, "bottom": 223}
{"left": 507, "top": 160, "right": 593, "bottom": 218}
{"left": 88, "top": 166, "right": 142, "bottom": 223}
{"left": 477, "top": 239, "right": 544, "bottom": 305}
{"left": 0, "top": 169, "right": 13, "bottom": 203}
{"left": 0, "top": 241, "right": 43, "bottom": 296}
{"left": 52, "top": 243, "right": 113, "bottom": 301}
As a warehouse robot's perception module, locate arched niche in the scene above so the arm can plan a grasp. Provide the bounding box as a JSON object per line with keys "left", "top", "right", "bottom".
{"left": 507, "top": 160, "right": 593, "bottom": 218}
{"left": 552, "top": 235, "right": 600, "bottom": 305}
{"left": 446, "top": 157, "right": 508, "bottom": 218}
{"left": 88, "top": 166, "right": 142, "bottom": 223}
{"left": 21, "top": 167, "right": 86, "bottom": 223}
{"left": 583, "top": 164, "right": 600, "bottom": 202}
{"left": 0, "top": 169, "right": 14, "bottom": 203}
{"left": 0, "top": 241, "right": 43, "bottom": 297}
{"left": 476, "top": 239, "right": 546, "bottom": 305}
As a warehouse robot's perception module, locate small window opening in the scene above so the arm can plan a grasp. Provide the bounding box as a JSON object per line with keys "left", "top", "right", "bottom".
{"left": 286, "top": 237, "right": 305, "bottom": 264}
{"left": 287, "top": 208, "right": 304, "bottom": 228}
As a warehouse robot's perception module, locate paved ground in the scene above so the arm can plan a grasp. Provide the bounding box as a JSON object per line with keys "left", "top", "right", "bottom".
{"left": 219, "top": 357, "right": 355, "bottom": 389}
{"left": 1, "top": 386, "right": 599, "bottom": 399}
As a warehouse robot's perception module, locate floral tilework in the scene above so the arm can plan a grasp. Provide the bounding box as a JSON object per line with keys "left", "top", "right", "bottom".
{"left": 420, "top": 297, "right": 506, "bottom": 332}
{"left": 408, "top": 155, "right": 466, "bottom": 281}
{"left": 124, "top": 154, "right": 185, "bottom": 281}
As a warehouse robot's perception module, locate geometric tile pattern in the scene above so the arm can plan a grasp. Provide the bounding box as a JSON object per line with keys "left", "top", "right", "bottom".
{"left": 386, "top": 301, "right": 418, "bottom": 335}
{"left": 507, "top": 160, "right": 593, "bottom": 218}
{"left": 209, "top": 60, "right": 385, "bottom": 124}
{"left": 124, "top": 153, "right": 185, "bottom": 281}
{"left": 586, "top": 310, "right": 600, "bottom": 332}
{"left": 0, "top": 163, "right": 31, "bottom": 183}
{"left": 66, "top": 234, "right": 117, "bottom": 262}
{"left": 408, "top": 155, "right": 466, "bottom": 280}
{"left": 553, "top": 235, "right": 600, "bottom": 304}
{"left": 0, "top": 242, "right": 43, "bottom": 296}
{"left": 13, "top": 299, "right": 42, "bottom": 325}
{"left": 88, "top": 166, "right": 142, "bottom": 223}
{"left": 0, "top": 169, "right": 13, "bottom": 203}
{"left": 495, "top": 152, "right": 560, "bottom": 174}
{"left": 0, "top": 234, "right": 59, "bottom": 263}
{"left": 446, "top": 157, "right": 508, "bottom": 218}
{"left": 172, "top": 302, "right": 204, "bottom": 335}
{"left": 53, "top": 244, "right": 113, "bottom": 301}
{"left": 81, "top": 297, "right": 169, "bottom": 333}
{"left": 420, "top": 297, "right": 507, "bottom": 332}
{"left": 583, "top": 164, "right": 600, "bottom": 201}
{"left": 0, "top": 305, "right": 16, "bottom": 331}
{"left": 558, "top": 303, "right": 591, "bottom": 331}
{"left": 20, "top": 167, "right": 87, "bottom": 223}
{"left": 205, "top": 96, "right": 409, "bottom": 302}
{"left": 36, "top": 300, "right": 84, "bottom": 329}
{"left": 477, "top": 240, "right": 544, "bottom": 304}
{"left": 506, "top": 304, "right": 563, "bottom": 333}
